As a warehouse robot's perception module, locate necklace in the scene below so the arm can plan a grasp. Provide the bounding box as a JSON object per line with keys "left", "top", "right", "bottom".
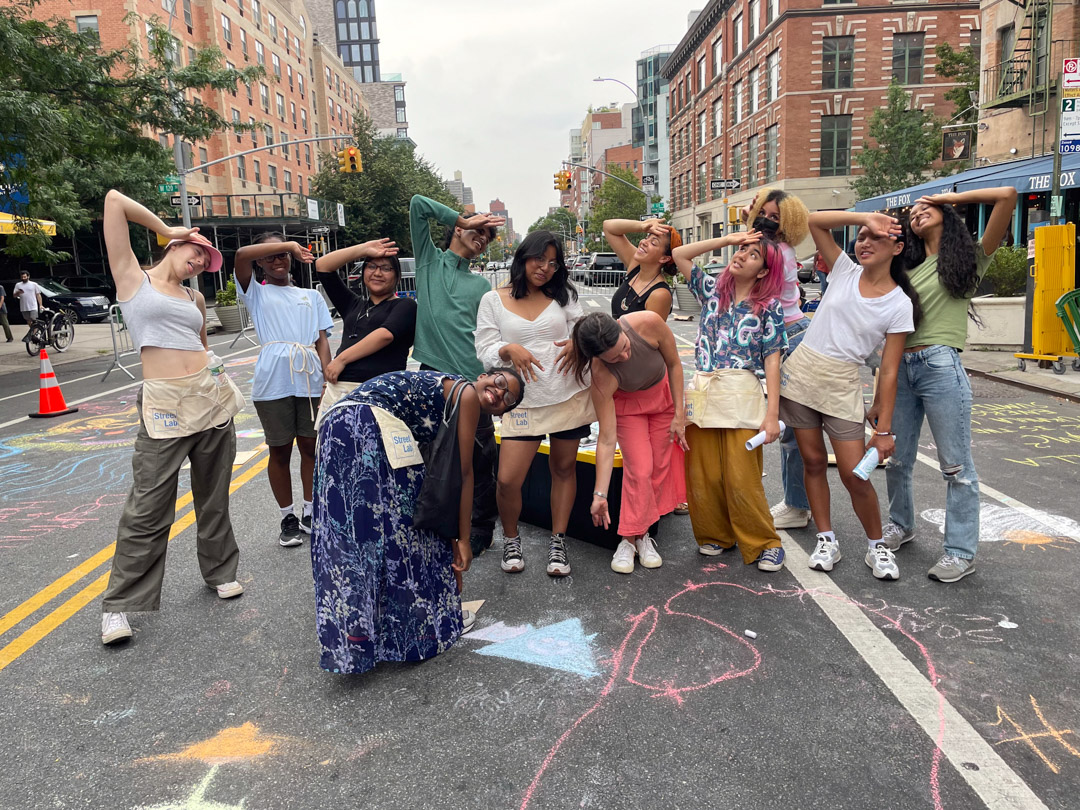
{"left": 619, "top": 269, "right": 663, "bottom": 312}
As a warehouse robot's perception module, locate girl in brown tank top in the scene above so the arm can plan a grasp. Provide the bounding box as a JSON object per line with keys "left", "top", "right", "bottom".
{"left": 567, "top": 311, "right": 688, "bottom": 576}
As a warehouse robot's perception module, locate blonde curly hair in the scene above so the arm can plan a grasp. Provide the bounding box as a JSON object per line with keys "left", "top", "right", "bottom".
{"left": 745, "top": 188, "right": 809, "bottom": 248}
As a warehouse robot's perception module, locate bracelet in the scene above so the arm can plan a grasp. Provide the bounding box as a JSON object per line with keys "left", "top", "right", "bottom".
{"left": 593, "top": 491, "right": 607, "bottom": 499}
{"left": 874, "top": 431, "right": 895, "bottom": 436}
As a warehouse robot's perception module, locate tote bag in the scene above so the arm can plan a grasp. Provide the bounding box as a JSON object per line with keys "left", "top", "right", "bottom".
{"left": 413, "top": 379, "right": 471, "bottom": 539}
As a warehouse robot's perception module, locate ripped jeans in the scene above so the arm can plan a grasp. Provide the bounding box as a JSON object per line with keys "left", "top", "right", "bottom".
{"left": 886, "top": 345, "right": 980, "bottom": 559}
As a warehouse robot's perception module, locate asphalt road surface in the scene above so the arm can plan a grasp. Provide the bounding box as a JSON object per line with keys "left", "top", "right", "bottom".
{"left": 2, "top": 295, "right": 1079, "bottom": 809}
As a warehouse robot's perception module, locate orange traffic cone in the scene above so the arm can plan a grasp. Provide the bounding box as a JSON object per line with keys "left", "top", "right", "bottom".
{"left": 28, "top": 349, "right": 79, "bottom": 418}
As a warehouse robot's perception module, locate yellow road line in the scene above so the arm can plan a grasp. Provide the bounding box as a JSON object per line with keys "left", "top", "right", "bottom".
{"left": 0, "top": 456, "right": 269, "bottom": 673}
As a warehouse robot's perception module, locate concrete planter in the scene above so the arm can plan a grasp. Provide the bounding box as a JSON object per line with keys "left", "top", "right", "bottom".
{"left": 674, "top": 283, "right": 701, "bottom": 313}
{"left": 967, "top": 296, "right": 1025, "bottom": 350}
{"left": 215, "top": 304, "right": 244, "bottom": 333}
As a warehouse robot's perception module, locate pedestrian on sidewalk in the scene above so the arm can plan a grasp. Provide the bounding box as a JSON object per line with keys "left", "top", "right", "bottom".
{"left": 311, "top": 369, "right": 524, "bottom": 675}
{"left": 99, "top": 190, "right": 246, "bottom": 646}
{"left": 474, "top": 230, "right": 590, "bottom": 578}
{"left": 739, "top": 189, "right": 815, "bottom": 532}
{"left": 883, "top": 186, "right": 1017, "bottom": 582}
{"left": 672, "top": 229, "right": 788, "bottom": 572}
{"left": 409, "top": 194, "right": 506, "bottom": 558}
{"left": 566, "top": 311, "right": 688, "bottom": 575}
{"left": 314, "top": 237, "right": 415, "bottom": 413}
{"left": 0, "top": 283, "right": 12, "bottom": 341}
{"left": 234, "top": 234, "right": 333, "bottom": 549}
{"left": 13, "top": 271, "right": 43, "bottom": 341}
{"left": 603, "top": 218, "right": 690, "bottom": 517}
{"left": 782, "top": 210, "right": 920, "bottom": 582}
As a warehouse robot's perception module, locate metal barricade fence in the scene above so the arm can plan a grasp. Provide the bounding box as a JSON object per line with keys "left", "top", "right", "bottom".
{"left": 229, "top": 300, "right": 258, "bottom": 348}
{"left": 102, "top": 304, "right": 137, "bottom": 382}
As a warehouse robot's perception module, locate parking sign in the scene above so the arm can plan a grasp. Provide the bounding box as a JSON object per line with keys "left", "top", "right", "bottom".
{"left": 1064, "top": 58, "right": 1080, "bottom": 92}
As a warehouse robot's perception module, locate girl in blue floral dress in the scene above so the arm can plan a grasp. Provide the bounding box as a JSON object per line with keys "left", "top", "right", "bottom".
{"left": 312, "top": 369, "right": 523, "bottom": 675}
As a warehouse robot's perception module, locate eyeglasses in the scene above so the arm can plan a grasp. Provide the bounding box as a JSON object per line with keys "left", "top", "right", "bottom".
{"left": 365, "top": 263, "right": 394, "bottom": 275}
{"left": 264, "top": 252, "right": 289, "bottom": 261}
{"left": 490, "top": 372, "right": 517, "bottom": 407}
{"left": 531, "top": 258, "right": 559, "bottom": 270}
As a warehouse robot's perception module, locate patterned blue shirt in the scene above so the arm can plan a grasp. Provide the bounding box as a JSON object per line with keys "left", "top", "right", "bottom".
{"left": 689, "top": 267, "right": 787, "bottom": 372}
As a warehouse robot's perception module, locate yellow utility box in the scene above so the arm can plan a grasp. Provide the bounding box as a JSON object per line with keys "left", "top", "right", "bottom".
{"left": 1015, "top": 223, "right": 1078, "bottom": 373}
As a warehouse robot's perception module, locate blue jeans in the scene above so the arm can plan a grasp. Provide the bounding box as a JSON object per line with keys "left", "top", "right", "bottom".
{"left": 885, "top": 345, "right": 980, "bottom": 559}
{"left": 779, "top": 317, "right": 811, "bottom": 510}
{"left": 817, "top": 269, "right": 829, "bottom": 296}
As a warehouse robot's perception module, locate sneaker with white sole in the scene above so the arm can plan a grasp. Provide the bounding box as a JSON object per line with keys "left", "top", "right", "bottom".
{"left": 461, "top": 608, "right": 476, "bottom": 634}
{"left": 865, "top": 544, "right": 900, "bottom": 580}
{"left": 928, "top": 554, "right": 976, "bottom": 582}
{"left": 755, "top": 546, "right": 786, "bottom": 572}
{"left": 635, "top": 534, "right": 663, "bottom": 568}
{"left": 299, "top": 513, "right": 313, "bottom": 534}
{"left": 770, "top": 502, "right": 811, "bottom": 529}
{"left": 698, "top": 542, "right": 730, "bottom": 556}
{"left": 279, "top": 514, "right": 304, "bottom": 547}
{"left": 673, "top": 502, "right": 690, "bottom": 515}
{"left": 808, "top": 534, "right": 841, "bottom": 572}
{"left": 501, "top": 536, "right": 524, "bottom": 573}
{"left": 210, "top": 581, "right": 245, "bottom": 599}
{"left": 882, "top": 522, "right": 915, "bottom": 551}
{"left": 611, "top": 539, "right": 636, "bottom": 574}
{"left": 547, "top": 534, "right": 571, "bottom": 577}
{"left": 101, "top": 612, "right": 132, "bottom": 645}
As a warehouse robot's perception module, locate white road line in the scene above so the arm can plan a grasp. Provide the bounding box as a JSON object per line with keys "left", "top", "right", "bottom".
{"left": 585, "top": 299, "right": 601, "bottom": 308}
{"left": 780, "top": 535, "right": 1049, "bottom": 810}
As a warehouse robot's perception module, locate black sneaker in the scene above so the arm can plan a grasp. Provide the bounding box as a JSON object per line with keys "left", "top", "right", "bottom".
{"left": 547, "top": 534, "right": 571, "bottom": 577}
{"left": 299, "top": 513, "right": 313, "bottom": 534}
{"left": 470, "top": 533, "right": 493, "bottom": 557}
{"left": 501, "top": 536, "right": 524, "bottom": 573}
{"left": 279, "top": 514, "right": 304, "bottom": 547}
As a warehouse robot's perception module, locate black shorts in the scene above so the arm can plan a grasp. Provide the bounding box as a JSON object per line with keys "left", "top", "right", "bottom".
{"left": 502, "top": 423, "right": 592, "bottom": 443}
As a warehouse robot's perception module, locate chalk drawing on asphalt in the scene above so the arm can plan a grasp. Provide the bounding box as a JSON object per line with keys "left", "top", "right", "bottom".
{"left": 990, "top": 695, "right": 1080, "bottom": 774}
{"left": 920, "top": 503, "right": 1080, "bottom": 548}
{"left": 473, "top": 618, "right": 600, "bottom": 678}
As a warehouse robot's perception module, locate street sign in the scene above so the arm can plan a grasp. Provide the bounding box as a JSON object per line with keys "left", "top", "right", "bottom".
{"left": 710, "top": 179, "right": 740, "bottom": 191}
{"left": 651, "top": 202, "right": 664, "bottom": 214}
{"left": 1052, "top": 195, "right": 1064, "bottom": 217}
{"left": 1060, "top": 97, "right": 1080, "bottom": 154}
{"left": 158, "top": 183, "right": 180, "bottom": 193}
{"left": 641, "top": 175, "right": 656, "bottom": 185}
{"left": 170, "top": 194, "right": 201, "bottom": 207}
{"left": 1063, "top": 58, "right": 1080, "bottom": 91}
{"left": 165, "top": 175, "right": 180, "bottom": 183}
{"left": 310, "top": 226, "right": 330, "bottom": 234}
{"left": 643, "top": 184, "right": 656, "bottom": 195}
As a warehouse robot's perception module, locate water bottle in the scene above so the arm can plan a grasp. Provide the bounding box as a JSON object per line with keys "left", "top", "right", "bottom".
{"left": 207, "top": 351, "right": 225, "bottom": 386}
{"left": 852, "top": 447, "right": 879, "bottom": 481}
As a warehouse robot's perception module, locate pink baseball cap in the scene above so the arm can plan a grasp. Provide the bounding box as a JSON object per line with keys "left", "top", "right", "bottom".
{"left": 164, "top": 236, "right": 224, "bottom": 275}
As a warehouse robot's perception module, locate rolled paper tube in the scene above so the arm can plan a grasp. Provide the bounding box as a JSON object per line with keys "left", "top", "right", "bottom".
{"left": 745, "top": 420, "right": 787, "bottom": 451}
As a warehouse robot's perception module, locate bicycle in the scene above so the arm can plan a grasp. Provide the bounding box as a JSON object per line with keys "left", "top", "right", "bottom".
{"left": 25, "top": 307, "right": 76, "bottom": 356}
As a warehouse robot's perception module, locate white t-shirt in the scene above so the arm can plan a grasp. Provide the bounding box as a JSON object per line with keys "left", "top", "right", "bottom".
{"left": 236, "top": 276, "right": 334, "bottom": 401}
{"left": 14, "top": 281, "right": 41, "bottom": 312}
{"left": 474, "top": 291, "right": 587, "bottom": 409}
{"left": 801, "top": 253, "right": 914, "bottom": 364}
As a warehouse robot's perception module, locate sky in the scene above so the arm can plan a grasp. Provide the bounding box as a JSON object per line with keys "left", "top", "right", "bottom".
{"left": 374, "top": 0, "right": 701, "bottom": 231}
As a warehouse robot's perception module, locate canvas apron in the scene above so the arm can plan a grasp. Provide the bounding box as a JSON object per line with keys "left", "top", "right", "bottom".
{"left": 140, "top": 367, "right": 245, "bottom": 439}
{"left": 499, "top": 388, "right": 596, "bottom": 438}
{"left": 316, "top": 380, "right": 362, "bottom": 428}
{"left": 684, "top": 369, "right": 767, "bottom": 429}
{"left": 779, "top": 344, "right": 865, "bottom": 423}
{"left": 316, "top": 396, "right": 423, "bottom": 469}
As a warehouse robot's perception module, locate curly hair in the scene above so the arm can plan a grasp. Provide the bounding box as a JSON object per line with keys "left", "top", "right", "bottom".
{"left": 745, "top": 188, "right": 810, "bottom": 247}
{"left": 903, "top": 204, "right": 978, "bottom": 299}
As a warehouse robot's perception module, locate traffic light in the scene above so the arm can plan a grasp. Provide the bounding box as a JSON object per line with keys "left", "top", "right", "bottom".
{"left": 563, "top": 170, "right": 572, "bottom": 191}
{"left": 553, "top": 170, "right": 572, "bottom": 191}
{"left": 554, "top": 171, "right": 563, "bottom": 191}
{"left": 727, "top": 205, "right": 741, "bottom": 225}
{"left": 337, "top": 146, "right": 362, "bottom": 173}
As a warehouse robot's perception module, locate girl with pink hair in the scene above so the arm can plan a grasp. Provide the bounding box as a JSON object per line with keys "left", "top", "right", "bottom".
{"left": 672, "top": 230, "right": 788, "bottom": 571}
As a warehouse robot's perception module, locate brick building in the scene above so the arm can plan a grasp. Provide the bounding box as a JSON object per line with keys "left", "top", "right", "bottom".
{"left": 662, "top": 0, "right": 979, "bottom": 255}
{"left": 565, "top": 105, "right": 635, "bottom": 220}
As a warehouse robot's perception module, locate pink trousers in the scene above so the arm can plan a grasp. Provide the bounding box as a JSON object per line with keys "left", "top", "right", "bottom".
{"left": 613, "top": 376, "right": 679, "bottom": 537}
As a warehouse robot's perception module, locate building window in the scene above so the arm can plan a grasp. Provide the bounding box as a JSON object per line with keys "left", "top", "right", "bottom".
{"left": 252, "top": 0, "right": 261, "bottom": 27}
{"left": 272, "top": 53, "right": 281, "bottom": 79}
{"left": 766, "top": 0, "right": 777, "bottom": 24}
{"left": 305, "top": 144, "right": 311, "bottom": 167}
{"left": 712, "top": 98, "right": 723, "bottom": 139}
{"left": 239, "top": 29, "right": 248, "bottom": 58}
{"left": 395, "top": 85, "right": 405, "bottom": 102}
{"left": 698, "top": 162, "right": 707, "bottom": 202}
{"left": 733, "top": 14, "right": 743, "bottom": 54}
{"left": 749, "top": 0, "right": 759, "bottom": 41}
{"left": 220, "top": 14, "right": 232, "bottom": 45}
{"left": 969, "top": 28, "right": 982, "bottom": 58}
{"left": 712, "top": 36, "right": 723, "bottom": 78}
{"left": 255, "top": 41, "right": 264, "bottom": 66}
{"left": 232, "top": 109, "right": 242, "bottom": 142}
{"left": 698, "top": 57, "right": 706, "bottom": 93}
{"left": 711, "top": 154, "right": 724, "bottom": 200}
{"left": 75, "top": 15, "right": 99, "bottom": 35}
{"left": 254, "top": 159, "right": 261, "bottom": 184}
{"left": 767, "top": 50, "right": 779, "bottom": 102}
{"left": 893, "top": 33, "right": 925, "bottom": 84}
{"left": 237, "top": 156, "right": 246, "bottom": 180}
{"left": 301, "top": 109, "right": 307, "bottom": 132}
{"left": 281, "top": 132, "right": 289, "bottom": 158}
{"left": 298, "top": 74, "right": 304, "bottom": 98}
{"left": 698, "top": 111, "right": 708, "bottom": 147}
{"left": 747, "top": 133, "right": 758, "bottom": 189}
{"left": 732, "top": 80, "right": 743, "bottom": 124}
{"left": 268, "top": 164, "right": 277, "bottom": 187}
{"left": 240, "top": 199, "right": 251, "bottom": 216}
{"left": 249, "top": 116, "right": 257, "bottom": 144}
{"left": 290, "top": 101, "right": 296, "bottom": 125}
{"left": 749, "top": 67, "right": 760, "bottom": 114}
{"left": 284, "top": 170, "right": 292, "bottom": 192}
{"left": 259, "top": 83, "right": 269, "bottom": 111}
{"left": 822, "top": 37, "right": 854, "bottom": 90}
{"left": 268, "top": 12, "right": 277, "bottom": 41}
{"left": 732, "top": 142, "right": 742, "bottom": 185}
{"left": 276, "top": 93, "right": 285, "bottom": 119}
{"left": 765, "top": 124, "right": 778, "bottom": 183}
{"left": 396, "top": 107, "right": 406, "bottom": 123}
{"left": 265, "top": 125, "right": 273, "bottom": 146}
{"left": 820, "top": 115, "right": 852, "bottom": 176}
{"left": 182, "top": 0, "right": 192, "bottom": 28}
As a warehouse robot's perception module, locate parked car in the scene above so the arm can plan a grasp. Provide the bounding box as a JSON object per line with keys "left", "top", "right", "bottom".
{"left": 585, "top": 253, "right": 626, "bottom": 287}
{"left": 796, "top": 260, "right": 815, "bottom": 284}
{"left": 60, "top": 274, "right": 116, "bottom": 302}
{"left": 703, "top": 260, "right": 725, "bottom": 276}
{"left": 15, "top": 279, "right": 111, "bottom": 323}
{"left": 570, "top": 255, "right": 591, "bottom": 283}
{"left": 347, "top": 256, "right": 417, "bottom": 299}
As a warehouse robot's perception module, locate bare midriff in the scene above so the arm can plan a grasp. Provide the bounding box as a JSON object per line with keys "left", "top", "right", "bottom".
{"left": 140, "top": 347, "right": 209, "bottom": 379}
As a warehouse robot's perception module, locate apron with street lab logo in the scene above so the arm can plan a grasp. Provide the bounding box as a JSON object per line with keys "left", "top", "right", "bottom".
{"left": 140, "top": 366, "right": 245, "bottom": 439}
{"left": 315, "top": 396, "right": 424, "bottom": 469}
{"left": 684, "top": 369, "right": 767, "bottom": 429}
{"left": 499, "top": 388, "right": 595, "bottom": 438}
{"left": 779, "top": 343, "right": 866, "bottom": 424}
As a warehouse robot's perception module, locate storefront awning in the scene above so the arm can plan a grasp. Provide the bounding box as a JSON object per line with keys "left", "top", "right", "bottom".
{"left": 0, "top": 212, "right": 56, "bottom": 236}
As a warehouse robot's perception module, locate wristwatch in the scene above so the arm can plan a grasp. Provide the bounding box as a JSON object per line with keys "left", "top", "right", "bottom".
{"left": 593, "top": 491, "right": 607, "bottom": 499}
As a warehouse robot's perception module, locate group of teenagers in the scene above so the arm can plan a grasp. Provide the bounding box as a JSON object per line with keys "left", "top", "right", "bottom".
{"left": 95, "top": 181, "right": 1016, "bottom": 677}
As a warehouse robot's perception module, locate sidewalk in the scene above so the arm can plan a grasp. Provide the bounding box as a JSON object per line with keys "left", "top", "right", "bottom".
{"left": 963, "top": 348, "right": 1080, "bottom": 401}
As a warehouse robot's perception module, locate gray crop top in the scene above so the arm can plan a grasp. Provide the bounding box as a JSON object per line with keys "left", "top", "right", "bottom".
{"left": 118, "top": 273, "right": 205, "bottom": 352}
{"left": 602, "top": 322, "right": 666, "bottom": 391}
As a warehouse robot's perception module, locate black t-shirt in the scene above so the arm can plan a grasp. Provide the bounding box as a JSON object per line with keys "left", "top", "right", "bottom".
{"left": 610, "top": 267, "right": 672, "bottom": 318}
{"left": 319, "top": 270, "right": 417, "bottom": 383}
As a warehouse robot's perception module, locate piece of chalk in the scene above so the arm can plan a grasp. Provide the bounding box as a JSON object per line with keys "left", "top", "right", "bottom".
{"left": 744, "top": 629, "right": 757, "bottom": 639}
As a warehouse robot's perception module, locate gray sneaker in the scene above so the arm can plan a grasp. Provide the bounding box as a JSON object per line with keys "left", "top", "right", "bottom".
{"left": 881, "top": 522, "right": 915, "bottom": 551}
{"left": 928, "top": 554, "right": 975, "bottom": 582}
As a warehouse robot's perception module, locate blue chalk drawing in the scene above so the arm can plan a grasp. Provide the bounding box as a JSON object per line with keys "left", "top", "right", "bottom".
{"left": 465, "top": 621, "right": 533, "bottom": 644}
{"left": 474, "top": 618, "right": 601, "bottom": 678}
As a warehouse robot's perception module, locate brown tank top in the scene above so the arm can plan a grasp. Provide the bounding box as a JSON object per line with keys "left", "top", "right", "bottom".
{"left": 602, "top": 322, "right": 666, "bottom": 392}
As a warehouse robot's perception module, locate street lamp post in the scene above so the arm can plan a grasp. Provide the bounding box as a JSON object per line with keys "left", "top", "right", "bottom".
{"left": 593, "top": 77, "right": 650, "bottom": 218}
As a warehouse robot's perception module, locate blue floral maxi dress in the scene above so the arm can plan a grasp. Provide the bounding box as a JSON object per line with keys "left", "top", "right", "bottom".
{"left": 311, "top": 371, "right": 464, "bottom": 674}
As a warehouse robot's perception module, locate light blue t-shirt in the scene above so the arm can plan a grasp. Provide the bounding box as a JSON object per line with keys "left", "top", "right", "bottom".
{"left": 235, "top": 276, "right": 334, "bottom": 402}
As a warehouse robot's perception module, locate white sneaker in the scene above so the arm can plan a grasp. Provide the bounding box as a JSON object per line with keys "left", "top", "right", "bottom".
{"left": 635, "top": 534, "right": 662, "bottom": 569}
{"left": 461, "top": 608, "right": 476, "bottom": 634}
{"left": 770, "top": 502, "right": 811, "bottom": 529}
{"left": 611, "top": 539, "right": 637, "bottom": 574}
{"left": 210, "top": 581, "right": 245, "bottom": 599}
{"left": 101, "top": 612, "right": 132, "bottom": 645}
{"left": 808, "top": 534, "right": 841, "bottom": 572}
{"left": 882, "top": 522, "right": 915, "bottom": 551}
{"left": 865, "top": 544, "right": 900, "bottom": 580}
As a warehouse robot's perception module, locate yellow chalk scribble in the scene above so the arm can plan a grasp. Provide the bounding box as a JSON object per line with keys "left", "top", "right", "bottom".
{"left": 138, "top": 723, "right": 289, "bottom": 766}
{"left": 991, "top": 695, "right": 1080, "bottom": 774}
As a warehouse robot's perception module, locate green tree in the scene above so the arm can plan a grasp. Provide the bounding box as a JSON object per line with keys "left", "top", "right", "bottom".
{"left": 0, "top": 1, "right": 264, "bottom": 262}
{"left": 587, "top": 166, "right": 657, "bottom": 250}
{"left": 935, "top": 42, "right": 980, "bottom": 166}
{"left": 852, "top": 80, "right": 942, "bottom": 201}
{"left": 309, "top": 112, "right": 460, "bottom": 257}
